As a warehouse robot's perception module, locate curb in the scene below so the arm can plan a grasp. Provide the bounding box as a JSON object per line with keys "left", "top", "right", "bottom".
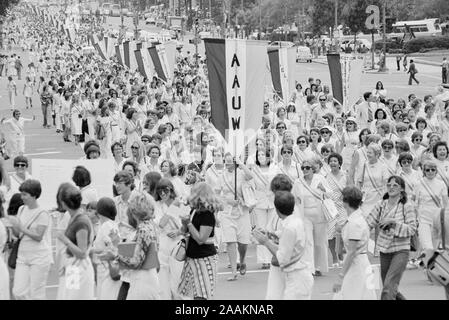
{"left": 412, "top": 59, "right": 440, "bottom": 67}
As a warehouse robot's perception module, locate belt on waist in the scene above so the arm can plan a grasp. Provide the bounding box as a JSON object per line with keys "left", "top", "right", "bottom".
{"left": 111, "top": 124, "right": 118, "bottom": 126}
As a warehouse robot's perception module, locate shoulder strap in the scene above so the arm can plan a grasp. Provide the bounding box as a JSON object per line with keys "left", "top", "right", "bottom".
{"left": 364, "top": 164, "right": 383, "bottom": 196}
{"left": 421, "top": 178, "right": 442, "bottom": 208}
{"left": 298, "top": 177, "right": 323, "bottom": 201}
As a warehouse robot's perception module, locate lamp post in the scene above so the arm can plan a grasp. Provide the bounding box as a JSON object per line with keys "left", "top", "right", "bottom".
{"left": 334, "top": 0, "right": 339, "bottom": 53}
{"left": 378, "top": 0, "right": 388, "bottom": 72}
{"left": 134, "top": 0, "right": 139, "bottom": 42}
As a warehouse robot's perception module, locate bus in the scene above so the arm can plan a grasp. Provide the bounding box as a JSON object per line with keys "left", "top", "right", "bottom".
{"left": 389, "top": 18, "right": 442, "bottom": 41}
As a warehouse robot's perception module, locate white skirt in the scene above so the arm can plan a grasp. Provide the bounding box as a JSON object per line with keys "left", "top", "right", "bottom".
{"left": 0, "top": 258, "right": 10, "bottom": 300}
{"left": 57, "top": 255, "right": 95, "bottom": 300}
{"left": 127, "top": 268, "right": 160, "bottom": 300}
{"left": 340, "top": 254, "right": 377, "bottom": 300}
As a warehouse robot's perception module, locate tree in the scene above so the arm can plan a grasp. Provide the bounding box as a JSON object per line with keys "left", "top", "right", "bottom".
{"left": 0, "top": 0, "right": 19, "bottom": 17}
{"left": 341, "top": 0, "right": 382, "bottom": 34}
{"left": 310, "top": 0, "right": 339, "bottom": 35}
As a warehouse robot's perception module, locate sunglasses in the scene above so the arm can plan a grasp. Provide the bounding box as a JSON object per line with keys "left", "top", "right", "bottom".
{"left": 346, "top": 122, "right": 355, "bottom": 125}
{"left": 322, "top": 150, "right": 330, "bottom": 154}
{"left": 301, "top": 166, "right": 312, "bottom": 171}
{"left": 386, "top": 183, "right": 400, "bottom": 188}
{"left": 277, "top": 126, "right": 286, "bottom": 130}
{"left": 141, "top": 139, "right": 150, "bottom": 143}
{"left": 131, "top": 146, "right": 139, "bottom": 149}
{"left": 282, "top": 150, "right": 292, "bottom": 155}
{"left": 383, "top": 146, "right": 393, "bottom": 150}
{"left": 414, "top": 138, "right": 422, "bottom": 142}
{"left": 397, "top": 129, "right": 407, "bottom": 132}
{"left": 425, "top": 168, "right": 436, "bottom": 173}
{"left": 401, "top": 159, "right": 412, "bottom": 165}
{"left": 321, "top": 131, "right": 330, "bottom": 134}
{"left": 298, "top": 140, "right": 307, "bottom": 144}
{"left": 15, "top": 163, "right": 27, "bottom": 168}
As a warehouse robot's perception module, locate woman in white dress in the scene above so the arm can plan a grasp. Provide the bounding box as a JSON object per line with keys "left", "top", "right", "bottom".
{"left": 23, "top": 77, "right": 34, "bottom": 109}
{"left": 379, "top": 140, "right": 399, "bottom": 176}
{"left": 333, "top": 187, "right": 377, "bottom": 300}
{"left": 70, "top": 94, "right": 84, "bottom": 146}
{"left": 307, "top": 128, "right": 324, "bottom": 159}
{"left": 433, "top": 141, "right": 449, "bottom": 188}
{"left": 249, "top": 148, "right": 278, "bottom": 269}
{"left": 293, "top": 135, "right": 315, "bottom": 166}
{"left": 414, "top": 161, "right": 448, "bottom": 251}
{"left": 91, "top": 197, "right": 121, "bottom": 300}
{"left": 154, "top": 179, "right": 185, "bottom": 300}
{"left": 97, "top": 105, "right": 113, "bottom": 159}
{"left": 277, "top": 146, "right": 301, "bottom": 183}
{"left": 357, "top": 143, "right": 389, "bottom": 216}
{"left": 124, "top": 108, "right": 142, "bottom": 158}
{"left": 292, "top": 159, "right": 331, "bottom": 276}
{"left": 56, "top": 184, "right": 95, "bottom": 300}
{"left": 340, "top": 117, "right": 360, "bottom": 175}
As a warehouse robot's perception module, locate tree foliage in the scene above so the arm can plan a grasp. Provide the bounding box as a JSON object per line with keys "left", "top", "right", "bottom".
{"left": 0, "top": 0, "right": 19, "bottom": 18}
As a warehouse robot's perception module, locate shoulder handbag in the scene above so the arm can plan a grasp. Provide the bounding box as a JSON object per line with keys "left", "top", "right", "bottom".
{"left": 171, "top": 208, "right": 195, "bottom": 262}
{"left": 401, "top": 203, "right": 419, "bottom": 252}
{"left": 299, "top": 177, "right": 338, "bottom": 222}
{"left": 107, "top": 260, "right": 121, "bottom": 281}
{"left": 8, "top": 207, "right": 45, "bottom": 269}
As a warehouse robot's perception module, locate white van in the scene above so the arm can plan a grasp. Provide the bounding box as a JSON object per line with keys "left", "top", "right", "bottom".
{"left": 296, "top": 46, "right": 312, "bottom": 63}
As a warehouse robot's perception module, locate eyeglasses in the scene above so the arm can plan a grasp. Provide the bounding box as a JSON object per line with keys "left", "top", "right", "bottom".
{"left": 321, "top": 131, "right": 330, "bottom": 134}
{"left": 321, "top": 150, "right": 330, "bottom": 154}
{"left": 298, "top": 140, "right": 307, "bottom": 144}
{"left": 301, "top": 166, "right": 312, "bottom": 171}
{"left": 277, "top": 126, "right": 286, "bottom": 130}
{"left": 414, "top": 138, "right": 422, "bottom": 142}
{"left": 397, "top": 129, "right": 407, "bottom": 132}
{"left": 425, "top": 168, "right": 436, "bottom": 173}
{"left": 401, "top": 159, "right": 412, "bottom": 165}
{"left": 282, "top": 150, "right": 292, "bottom": 155}
{"left": 383, "top": 146, "right": 393, "bottom": 150}
{"left": 15, "top": 163, "right": 27, "bottom": 168}
{"left": 386, "top": 183, "right": 400, "bottom": 189}
{"left": 131, "top": 146, "right": 139, "bottom": 150}
{"left": 141, "top": 139, "right": 150, "bottom": 143}
{"left": 319, "top": 99, "right": 326, "bottom": 102}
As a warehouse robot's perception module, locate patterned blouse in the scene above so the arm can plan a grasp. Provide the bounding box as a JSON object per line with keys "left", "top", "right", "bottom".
{"left": 118, "top": 219, "right": 159, "bottom": 269}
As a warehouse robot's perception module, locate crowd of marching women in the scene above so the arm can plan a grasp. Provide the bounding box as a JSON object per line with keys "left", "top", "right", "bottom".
{"left": 1, "top": 4, "right": 449, "bottom": 300}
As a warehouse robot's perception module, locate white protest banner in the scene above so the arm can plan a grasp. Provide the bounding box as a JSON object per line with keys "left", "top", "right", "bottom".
{"left": 32, "top": 159, "right": 115, "bottom": 210}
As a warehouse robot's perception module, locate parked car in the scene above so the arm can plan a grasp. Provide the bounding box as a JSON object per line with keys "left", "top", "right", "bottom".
{"left": 100, "top": 2, "right": 112, "bottom": 16}
{"left": 199, "top": 31, "right": 211, "bottom": 39}
{"left": 146, "top": 17, "right": 156, "bottom": 25}
{"left": 269, "top": 41, "right": 295, "bottom": 48}
{"left": 296, "top": 46, "right": 313, "bottom": 63}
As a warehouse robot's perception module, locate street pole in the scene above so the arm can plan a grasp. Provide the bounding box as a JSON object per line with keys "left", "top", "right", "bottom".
{"left": 334, "top": 0, "right": 339, "bottom": 53}
{"left": 378, "top": 0, "right": 388, "bottom": 72}
{"left": 134, "top": 1, "right": 139, "bottom": 42}
{"left": 371, "top": 29, "right": 375, "bottom": 69}
{"left": 195, "top": 9, "right": 198, "bottom": 67}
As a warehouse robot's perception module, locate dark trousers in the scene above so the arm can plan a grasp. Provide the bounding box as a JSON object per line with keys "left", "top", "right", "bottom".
{"left": 443, "top": 68, "right": 448, "bottom": 84}
{"left": 408, "top": 72, "right": 419, "bottom": 85}
{"left": 396, "top": 60, "right": 401, "bottom": 71}
{"left": 117, "top": 281, "right": 130, "bottom": 300}
{"left": 0, "top": 64, "right": 3, "bottom": 76}
{"left": 380, "top": 250, "right": 409, "bottom": 300}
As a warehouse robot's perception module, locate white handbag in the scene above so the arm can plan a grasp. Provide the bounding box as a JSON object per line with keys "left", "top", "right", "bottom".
{"left": 322, "top": 198, "right": 339, "bottom": 222}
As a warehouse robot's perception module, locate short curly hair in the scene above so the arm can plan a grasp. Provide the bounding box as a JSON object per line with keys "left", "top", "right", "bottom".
{"left": 128, "top": 191, "right": 156, "bottom": 221}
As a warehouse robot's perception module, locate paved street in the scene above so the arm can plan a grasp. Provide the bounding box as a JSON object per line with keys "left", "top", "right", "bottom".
{"left": 0, "top": 38, "right": 447, "bottom": 300}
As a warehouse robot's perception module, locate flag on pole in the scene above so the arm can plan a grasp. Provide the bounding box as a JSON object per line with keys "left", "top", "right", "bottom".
{"left": 341, "top": 56, "right": 364, "bottom": 113}
{"left": 115, "top": 44, "right": 124, "bottom": 66}
{"left": 327, "top": 54, "right": 344, "bottom": 105}
{"left": 165, "top": 41, "right": 177, "bottom": 82}
{"left": 204, "top": 38, "right": 268, "bottom": 156}
{"left": 267, "top": 46, "right": 296, "bottom": 102}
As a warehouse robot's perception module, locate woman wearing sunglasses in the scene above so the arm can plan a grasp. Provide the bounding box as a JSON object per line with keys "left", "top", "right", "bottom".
{"left": 415, "top": 161, "right": 448, "bottom": 253}
{"left": 414, "top": 117, "right": 431, "bottom": 147}
{"left": 357, "top": 143, "right": 389, "bottom": 215}
{"left": 379, "top": 140, "right": 399, "bottom": 177}
{"left": 293, "top": 135, "right": 314, "bottom": 166}
{"left": 432, "top": 141, "right": 449, "bottom": 189}
{"left": 129, "top": 141, "right": 150, "bottom": 178}
{"left": 250, "top": 147, "right": 278, "bottom": 269}
{"left": 277, "top": 146, "right": 301, "bottom": 182}
{"left": 293, "top": 159, "right": 330, "bottom": 277}
{"left": 409, "top": 132, "right": 425, "bottom": 165}
{"left": 340, "top": 117, "right": 359, "bottom": 174}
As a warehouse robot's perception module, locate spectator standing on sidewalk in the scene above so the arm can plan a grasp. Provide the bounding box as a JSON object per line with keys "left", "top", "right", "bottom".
{"left": 408, "top": 60, "right": 419, "bottom": 86}
{"left": 442, "top": 57, "right": 449, "bottom": 84}
{"left": 403, "top": 54, "right": 408, "bottom": 72}
{"left": 15, "top": 56, "right": 23, "bottom": 81}
{"left": 396, "top": 54, "right": 402, "bottom": 71}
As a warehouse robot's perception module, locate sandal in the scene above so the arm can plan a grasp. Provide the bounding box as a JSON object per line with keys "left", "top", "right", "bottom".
{"left": 227, "top": 274, "right": 238, "bottom": 281}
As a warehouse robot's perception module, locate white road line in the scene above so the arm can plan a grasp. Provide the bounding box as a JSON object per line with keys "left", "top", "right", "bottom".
{"left": 24, "top": 151, "right": 61, "bottom": 156}
{"left": 36, "top": 148, "right": 57, "bottom": 151}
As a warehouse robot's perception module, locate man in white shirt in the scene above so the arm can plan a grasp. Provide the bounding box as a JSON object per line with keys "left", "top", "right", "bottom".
{"left": 253, "top": 190, "right": 313, "bottom": 300}
{"left": 355, "top": 92, "right": 376, "bottom": 130}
